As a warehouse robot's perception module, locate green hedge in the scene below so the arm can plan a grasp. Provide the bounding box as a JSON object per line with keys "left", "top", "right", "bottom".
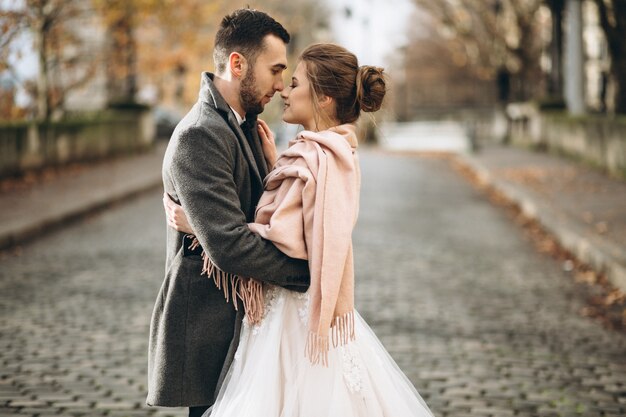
{"left": 0, "top": 109, "right": 154, "bottom": 177}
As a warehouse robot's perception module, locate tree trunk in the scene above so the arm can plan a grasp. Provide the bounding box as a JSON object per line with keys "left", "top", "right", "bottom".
{"left": 548, "top": 0, "right": 564, "bottom": 100}
{"left": 514, "top": 6, "right": 543, "bottom": 101}
{"left": 613, "top": 55, "right": 626, "bottom": 114}
{"left": 515, "top": 44, "right": 542, "bottom": 101}
{"left": 609, "top": 0, "right": 626, "bottom": 113}
{"left": 595, "top": 0, "right": 626, "bottom": 113}
{"left": 35, "top": 21, "right": 50, "bottom": 120}
{"left": 125, "top": 12, "right": 137, "bottom": 101}
{"left": 106, "top": 2, "right": 137, "bottom": 104}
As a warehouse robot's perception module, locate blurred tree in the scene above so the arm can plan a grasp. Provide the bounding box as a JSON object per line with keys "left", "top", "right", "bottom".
{"left": 395, "top": 14, "right": 498, "bottom": 118}
{"left": 2, "top": 0, "right": 328, "bottom": 120}
{"left": 97, "top": 0, "right": 138, "bottom": 105}
{"left": 124, "top": 0, "right": 328, "bottom": 111}
{"left": 594, "top": 0, "right": 626, "bottom": 113}
{"left": 1, "top": 0, "right": 96, "bottom": 120}
{"left": 0, "top": 7, "right": 25, "bottom": 119}
{"left": 0, "top": 7, "right": 24, "bottom": 74}
{"left": 92, "top": 0, "right": 238, "bottom": 109}
{"left": 133, "top": 0, "right": 228, "bottom": 108}
{"left": 95, "top": 0, "right": 221, "bottom": 106}
{"left": 413, "top": 0, "right": 545, "bottom": 102}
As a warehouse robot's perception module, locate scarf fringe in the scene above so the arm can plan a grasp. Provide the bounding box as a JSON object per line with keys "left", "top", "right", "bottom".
{"left": 188, "top": 235, "right": 264, "bottom": 323}
{"left": 187, "top": 236, "right": 357, "bottom": 366}
{"left": 305, "top": 310, "right": 356, "bottom": 366}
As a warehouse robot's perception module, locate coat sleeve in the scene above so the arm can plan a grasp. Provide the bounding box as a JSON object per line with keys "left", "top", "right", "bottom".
{"left": 169, "top": 126, "right": 310, "bottom": 291}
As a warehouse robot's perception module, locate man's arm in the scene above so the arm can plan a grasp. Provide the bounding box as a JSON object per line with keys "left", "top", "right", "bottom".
{"left": 170, "top": 127, "right": 309, "bottom": 290}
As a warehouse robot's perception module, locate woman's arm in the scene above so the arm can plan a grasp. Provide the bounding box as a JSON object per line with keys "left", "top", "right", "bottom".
{"left": 167, "top": 128, "right": 309, "bottom": 289}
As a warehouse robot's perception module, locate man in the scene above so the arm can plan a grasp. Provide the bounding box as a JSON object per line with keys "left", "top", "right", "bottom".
{"left": 147, "top": 9, "right": 310, "bottom": 417}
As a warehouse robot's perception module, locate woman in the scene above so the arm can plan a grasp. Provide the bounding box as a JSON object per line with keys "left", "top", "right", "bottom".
{"left": 166, "top": 43, "right": 435, "bottom": 417}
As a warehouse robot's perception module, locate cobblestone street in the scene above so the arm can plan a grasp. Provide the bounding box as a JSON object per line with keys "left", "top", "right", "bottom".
{"left": 1, "top": 150, "right": 625, "bottom": 417}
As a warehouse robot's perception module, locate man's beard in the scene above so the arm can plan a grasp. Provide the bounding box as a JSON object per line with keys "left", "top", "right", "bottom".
{"left": 240, "top": 70, "right": 264, "bottom": 115}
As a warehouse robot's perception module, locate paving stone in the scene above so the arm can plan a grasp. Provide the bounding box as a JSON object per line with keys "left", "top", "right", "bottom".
{"left": 150, "top": 409, "right": 187, "bottom": 417}
{"left": 107, "top": 410, "right": 155, "bottom": 417}
{"left": 0, "top": 153, "right": 624, "bottom": 417}
{"left": 93, "top": 402, "right": 139, "bottom": 410}
{"left": 50, "top": 401, "right": 91, "bottom": 409}
{"left": 16, "top": 408, "right": 61, "bottom": 416}
{"left": 7, "top": 401, "right": 46, "bottom": 408}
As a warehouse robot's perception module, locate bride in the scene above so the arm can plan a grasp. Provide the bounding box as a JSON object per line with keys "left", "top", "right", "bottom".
{"left": 165, "top": 43, "right": 435, "bottom": 417}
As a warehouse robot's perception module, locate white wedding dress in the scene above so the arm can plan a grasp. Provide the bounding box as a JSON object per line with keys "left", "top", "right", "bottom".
{"left": 204, "top": 284, "right": 435, "bottom": 417}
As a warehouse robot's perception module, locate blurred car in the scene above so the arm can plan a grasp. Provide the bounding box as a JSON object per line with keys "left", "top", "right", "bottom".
{"left": 154, "top": 107, "right": 182, "bottom": 140}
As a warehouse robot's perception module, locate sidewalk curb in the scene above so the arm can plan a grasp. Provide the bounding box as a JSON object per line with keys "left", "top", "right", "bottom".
{"left": 456, "top": 153, "right": 626, "bottom": 294}
{"left": 0, "top": 171, "right": 162, "bottom": 252}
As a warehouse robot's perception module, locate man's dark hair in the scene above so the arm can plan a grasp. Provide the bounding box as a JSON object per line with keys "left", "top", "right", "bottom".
{"left": 213, "top": 8, "right": 290, "bottom": 74}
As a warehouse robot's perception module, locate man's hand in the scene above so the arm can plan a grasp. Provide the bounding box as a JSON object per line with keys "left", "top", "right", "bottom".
{"left": 257, "top": 119, "right": 277, "bottom": 169}
{"left": 163, "top": 193, "right": 194, "bottom": 234}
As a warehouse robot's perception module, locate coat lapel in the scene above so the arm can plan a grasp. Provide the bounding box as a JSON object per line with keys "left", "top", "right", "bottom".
{"left": 241, "top": 114, "right": 269, "bottom": 178}
{"left": 198, "top": 72, "right": 264, "bottom": 187}
{"left": 226, "top": 112, "right": 264, "bottom": 185}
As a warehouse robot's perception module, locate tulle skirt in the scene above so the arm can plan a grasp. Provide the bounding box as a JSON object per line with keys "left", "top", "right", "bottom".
{"left": 204, "top": 285, "right": 435, "bottom": 417}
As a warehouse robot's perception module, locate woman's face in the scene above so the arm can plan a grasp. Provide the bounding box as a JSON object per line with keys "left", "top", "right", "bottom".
{"left": 281, "top": 62, "right": 316, "bottom": 131}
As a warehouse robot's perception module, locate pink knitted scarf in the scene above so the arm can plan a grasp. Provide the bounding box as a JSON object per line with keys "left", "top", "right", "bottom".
{"left": 196, "top": 123, "right": 360, "bottom": 366}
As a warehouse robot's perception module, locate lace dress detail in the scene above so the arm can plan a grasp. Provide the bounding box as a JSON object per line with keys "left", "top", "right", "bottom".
{"left": 341, "top": 345, "right": 363, "bottom": 394}
{"left": 235, "top": 285, "right": 282, "bottom": 361}
{"left": 249, "top": 285, "right": 282, "bottom": 335}
{"left": 208, "top": 288, "right": 435, "bottom": 417}
{"left": 295, "top": 291, "right": 311, "bottom": 326}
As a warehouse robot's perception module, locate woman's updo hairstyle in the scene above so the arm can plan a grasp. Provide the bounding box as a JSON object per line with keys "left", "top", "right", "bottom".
{"left": 356, "top": 66, "right": 386, "bottom": 113}
{"left": 299, "top": 43, "right": 386, "bottom": 125}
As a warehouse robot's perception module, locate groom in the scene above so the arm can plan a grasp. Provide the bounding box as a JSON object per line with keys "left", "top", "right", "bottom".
{"left": 147, "top": 9, "right": 310, "bottom": 417}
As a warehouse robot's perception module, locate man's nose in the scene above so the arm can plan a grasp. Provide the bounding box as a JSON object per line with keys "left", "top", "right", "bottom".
{"left": 274, "top": 79, "right": 285, "bottom": 92}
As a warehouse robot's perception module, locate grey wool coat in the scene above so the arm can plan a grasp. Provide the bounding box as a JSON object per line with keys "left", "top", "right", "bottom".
{"left": 147, "top": 72, "right": 310, "bottom": 408}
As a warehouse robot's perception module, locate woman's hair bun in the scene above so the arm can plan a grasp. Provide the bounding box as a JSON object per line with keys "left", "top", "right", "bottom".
{"left": 356, "top": 66, "right": 386, "bottom": 113}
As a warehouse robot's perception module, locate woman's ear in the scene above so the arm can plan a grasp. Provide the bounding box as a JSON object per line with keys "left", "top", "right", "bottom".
{"left": 318, "top": 95, "right": 334, "bottom": 109}
{"left": 229, "top": 52, "right": 246, "bottom": 79}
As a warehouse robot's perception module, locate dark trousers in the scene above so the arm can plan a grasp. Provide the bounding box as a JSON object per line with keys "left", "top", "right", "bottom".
{"left": 189, "top": 405, "right": 210, "bottom": 417}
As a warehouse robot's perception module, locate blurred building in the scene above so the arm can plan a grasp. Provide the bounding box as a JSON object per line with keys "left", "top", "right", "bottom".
{"left": 324, "top": 0, "right": 413, "bottom": 67}
{"left": 391, "top": 0, "right": 613, "bottom": 121}
{"left": 545, "top": 0, "right": 612, "bottom": 114}
{"left": 391, "top": 8, "right": 498, "bottom": 121}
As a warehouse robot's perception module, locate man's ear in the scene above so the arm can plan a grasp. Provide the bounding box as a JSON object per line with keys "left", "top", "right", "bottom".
{"left": 229, "top": 52, "right": 246, "bottom": 78}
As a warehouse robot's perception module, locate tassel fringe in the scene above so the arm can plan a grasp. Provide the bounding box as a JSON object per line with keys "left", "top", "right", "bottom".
{"left": 305, "top": 310, "right": 356, "bottom": 367}
{"left": 186, "top": 237, "right": 357, "bottom": 366}
{"left": 188, "top": 235, "right": 264, "bottom": 323}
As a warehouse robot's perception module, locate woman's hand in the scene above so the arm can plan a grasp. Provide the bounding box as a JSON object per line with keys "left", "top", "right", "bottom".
{"left": 163, "top": 193, "right": 194, "bottom": 234}
{"left": 257, "top": 119, "right": 277, "bottom": 169}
